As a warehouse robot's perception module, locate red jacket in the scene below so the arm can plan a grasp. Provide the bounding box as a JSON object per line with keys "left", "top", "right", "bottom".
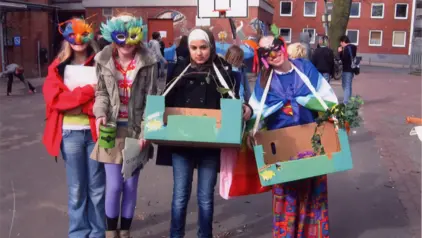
{"left": 42, "top": 55, "right": 97, "bottom": 158}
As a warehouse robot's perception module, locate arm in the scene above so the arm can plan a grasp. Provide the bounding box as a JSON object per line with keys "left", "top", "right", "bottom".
{"left": 42, "top": 62, "right": 95, "bottom": 112}
{"left": 82, "top": 100, "right": 95, "bottom": 117}
{"left": 93, "top": 64, "right": 110, "bottom": 119}
{"left": 311, "top": 49, "right": 318, "bottom": 66}
{"left": 152, "top": 41, "right": 167, "bottom": 63}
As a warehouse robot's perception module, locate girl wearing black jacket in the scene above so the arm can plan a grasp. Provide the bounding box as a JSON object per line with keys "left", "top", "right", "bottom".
{"left": 157, "top": 28, "right": 252, "bottom": 238}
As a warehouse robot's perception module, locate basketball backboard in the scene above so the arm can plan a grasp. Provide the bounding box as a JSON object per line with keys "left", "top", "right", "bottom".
{"left": 197, "top": 0, "right": 248, "bottom": 18}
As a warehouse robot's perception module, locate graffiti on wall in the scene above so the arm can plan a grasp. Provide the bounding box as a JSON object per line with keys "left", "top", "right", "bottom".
{"left": 249, "top": 18, "right": 268, "bottom": 36}
{"left": 156, "top": 10, "right": 189, "bottom": 36}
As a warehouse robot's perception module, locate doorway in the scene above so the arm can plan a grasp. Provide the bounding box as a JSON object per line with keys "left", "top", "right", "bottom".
{"left": 147, "top": 19, "right": 174, "bottom": 48}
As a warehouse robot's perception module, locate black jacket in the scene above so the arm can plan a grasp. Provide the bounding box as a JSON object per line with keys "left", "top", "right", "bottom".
{"left": 311, "top": 46, "right": 335, "bottom": 75}
{"left": 176, "top": 46, "right": 190, "bottom": 61}
{"left": 340, "top": 44, "right": 357, "bottom": 73}
{"left": 156, "top": 58, "right": 238, "bottom": 168}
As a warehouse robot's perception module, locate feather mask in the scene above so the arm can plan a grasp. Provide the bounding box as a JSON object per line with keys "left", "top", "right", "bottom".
{"left": 59, "top": 18, "right": 94, "bottom": 45}
{"left": 101, "top": 15, "right": 145, "bottom": 46}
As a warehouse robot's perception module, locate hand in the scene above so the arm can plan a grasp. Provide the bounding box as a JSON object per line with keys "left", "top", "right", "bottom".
{"left": 338, "top": 46, "right": 343, "bottom": 53}
{"left": 164, "top": 60, "right": 168, "bottom": 65}
{"left": 66, "top": 106, "right": 82, "bottom": 115}
{"left": 96, "top": 117, "right": 107, "bottom": 136}
{"left": 138, "top": 138, "right": 150, "bottom": 151}
{"left": 90, "top": 84, "right": 97, "bottom": 90}
{"left": 242, "top": 104, "right": 252, "bottom": 120}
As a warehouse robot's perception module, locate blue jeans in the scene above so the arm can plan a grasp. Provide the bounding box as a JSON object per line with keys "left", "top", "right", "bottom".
{"left": 61, "top": 130, "right": 106, "bottom": 238}
{"left": 322, "top": 73, "right": 331, "bottom": 83}
{"left": 342, "top": 72, "right": 354, "bottom": 104}
{"left": 170, "top": 153, "right": 219, "bottom": 238}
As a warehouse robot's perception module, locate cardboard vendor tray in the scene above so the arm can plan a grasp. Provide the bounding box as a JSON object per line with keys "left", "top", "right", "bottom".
{"left": 253, "top": 122, "right": 353, "bottom": 186}
{"left": 143, "top": 95, "right": 243, "bottom": 148}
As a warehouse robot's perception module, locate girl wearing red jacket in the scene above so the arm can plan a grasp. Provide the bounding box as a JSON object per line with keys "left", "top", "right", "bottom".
{"left": 42, "top": 18, "right": 106, "bottom": 238}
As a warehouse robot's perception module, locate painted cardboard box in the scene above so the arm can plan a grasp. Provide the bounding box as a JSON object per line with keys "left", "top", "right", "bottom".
{"left": 144, "top": 95, "right": 243, "bottom": 148}
{"left": 253, "top": 122, "right": 353, "bottom": 186}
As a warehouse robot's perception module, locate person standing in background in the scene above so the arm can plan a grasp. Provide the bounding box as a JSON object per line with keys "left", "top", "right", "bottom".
{"left": 96, "top": 31, "right": 111, "bottom": 50}
{"left": 176, "top": 35, "right": 189, "bottom": 62}
{"left": 1, "top": 63, "right": 36, "bottom": 96}
{"left": 312, "top": 35, "right": 335, "bottom": 83}
{"left": 338, "top": 35, "right": 357, "bottom": 104}
{"left": 149, "top": 32, "right": 168, "bottom": 70}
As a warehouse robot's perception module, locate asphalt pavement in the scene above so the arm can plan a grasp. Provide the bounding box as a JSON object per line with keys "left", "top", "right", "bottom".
{"left": 0, "top": 67, "right": 420, "bottom": 238}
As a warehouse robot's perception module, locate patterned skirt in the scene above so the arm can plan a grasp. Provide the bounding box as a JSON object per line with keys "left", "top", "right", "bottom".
{"left": 272, "top": 175, "right": 329, "bottom": 238}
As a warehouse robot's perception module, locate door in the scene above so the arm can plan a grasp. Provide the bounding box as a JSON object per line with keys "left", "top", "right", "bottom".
{"left": 147, "top": 19, "right": 174, "bottom": 48}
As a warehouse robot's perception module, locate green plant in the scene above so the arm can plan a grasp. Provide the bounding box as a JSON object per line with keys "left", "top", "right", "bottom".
{"left": 311, "top": 96, "right": 364, "bottom": 154}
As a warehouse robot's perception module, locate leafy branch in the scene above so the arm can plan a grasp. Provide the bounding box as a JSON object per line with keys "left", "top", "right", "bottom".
{"left": 311, "top": 96, "right": 364, "bottom": 154}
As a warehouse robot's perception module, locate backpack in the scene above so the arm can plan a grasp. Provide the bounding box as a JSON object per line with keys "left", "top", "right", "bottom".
{"left": 347, "top": 45, "right": 360, "bottom": 75}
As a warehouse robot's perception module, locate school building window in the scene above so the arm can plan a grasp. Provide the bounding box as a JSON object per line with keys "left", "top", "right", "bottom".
{"left": 369, "top": 30, "right": 383, "bottom": 46}
{"left": 280, "top": 1, "right": 293, "bottom": 16}
{"left": 304, "top": 1, "right": 317, "bottom": 17}
{"left": 395, "top": 3, "right": 408, "bottom": 19}
{"left": 350, "top": 2, "right": 361, "bottom": 18}
{"left": 371, "top": 3, "right": 385, "bottom": 19}
{"left": 392, "top": 31, "right": 406, "bottom": 47}
{"left": 279, "top": 28, "right": 292, "bottom": 43}
{"left": 302, "top": 28, "right": 316, "bottom": 44}
{"left": 346, "top": 29, "right": 359, "bottom": 45}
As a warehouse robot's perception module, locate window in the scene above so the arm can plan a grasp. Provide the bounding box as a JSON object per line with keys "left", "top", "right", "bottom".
{"left": 304, "top": 1, "right": 317, "bottom": 17}
{"left": 303, "top": 28, "right": 316, "bottom": 44}
{"left": 102, "top": 8, "right": 113, "bottom": 17}
{"left": 395, "top": 4, "right": 408, "bottom": 19}
{"left": 392, "top": 31, "right": 406, "bottom": 47}
{"left": 326, "top": 2, "right": 333, "bottom": 15}
{"left": 350, "top": 2, "right": 361, "bottom": 18}
{"left": 369, "top": 30, "right": 383, "bottom": 46}
{"left": 346, "top": 29, "right": 359, "bottom": 45}
{"left": 280, "top": 1, "right": 293, "bottom": 16}
{"left": 279, "top": 28, "right": 292, "bottom": 43}
{"left": 371, "top": 3, "right": 384, "bottom": 19}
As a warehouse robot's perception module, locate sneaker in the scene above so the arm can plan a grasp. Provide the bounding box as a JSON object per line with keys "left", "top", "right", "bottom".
{"left": 28, "top": 90, "right": 33, "bottom": 94}
{"left": 6, "top": 93, "right": 11, "bottom": 96}
{"left": 33, "top": 89, "right": 37, "bottom": 93}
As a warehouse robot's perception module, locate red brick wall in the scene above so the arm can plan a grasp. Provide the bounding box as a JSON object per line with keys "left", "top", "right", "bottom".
{"left": 270, "top": 0, "right": 413, "bottom": 55}
{"left": 86, "top": 6, "right": 273, "bottom": 42}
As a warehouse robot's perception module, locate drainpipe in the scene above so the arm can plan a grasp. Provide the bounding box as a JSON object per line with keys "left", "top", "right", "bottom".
{"left": 0, "top": 10, "right": 5, "bottom": 71}
{"left": 409, "top": 0, "right": 416, "bottom": 55}
{"left": 323, "top": 0, "right": 329, "bottom": 36}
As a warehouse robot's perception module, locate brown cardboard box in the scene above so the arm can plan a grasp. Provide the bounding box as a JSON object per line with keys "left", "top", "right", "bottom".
{"left": 164, "top": 108, "right": 222, "bottom": 128}
{"left": 255, "top": 122, "right": 340, "bottom": 164}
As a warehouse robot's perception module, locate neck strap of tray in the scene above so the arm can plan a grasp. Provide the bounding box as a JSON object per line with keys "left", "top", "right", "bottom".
{"left": 252, "top": 63, "right": 338, "bottom": 136}
{"left": 162, "top": 63, "right": 236, "bottom": 99}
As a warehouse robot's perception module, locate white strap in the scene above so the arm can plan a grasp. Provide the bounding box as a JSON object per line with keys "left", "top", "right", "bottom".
{"left": 291, "top": 63, "right": 339, "bottom": 127}
{"left": 212, "top": 63, "right": 235, "bottom": 99}
{"left": 252, "top": 70, "right": 274, "bottom": 135}
{"left": 162, "top": 64, "right": 191, "bottom": 97}
{"left": 290, "top": 63, "right": 329, "bottom": 111}
{"left": 252, "top": 63, "right": 336, "bottom": 135}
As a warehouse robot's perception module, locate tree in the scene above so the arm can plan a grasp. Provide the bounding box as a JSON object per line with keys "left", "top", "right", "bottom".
{"left": 328, "top": 0, "right": 352, "bottom": 53}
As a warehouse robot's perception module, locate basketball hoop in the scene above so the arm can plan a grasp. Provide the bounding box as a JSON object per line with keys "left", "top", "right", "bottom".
{"left": 213, "top": 9, "right": 229, "bottom": 18}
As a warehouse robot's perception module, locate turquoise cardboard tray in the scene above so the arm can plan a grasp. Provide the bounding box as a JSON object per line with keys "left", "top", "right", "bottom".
{"left": 253, "top": 129, "right": 353, "bottom": 185}
{"left": 143, "top": 95, "right": 243, "bottom": 148}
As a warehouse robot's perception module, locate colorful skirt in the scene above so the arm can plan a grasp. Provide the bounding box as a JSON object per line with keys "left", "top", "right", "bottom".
{"left": 272, "top": 175, "right": 329, "bottom": 238}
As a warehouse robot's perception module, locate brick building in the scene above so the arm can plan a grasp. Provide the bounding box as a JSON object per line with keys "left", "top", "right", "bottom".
{"left": 1, "top": 0, "right": 58, "bottom": 77}
{"left": 84, "top": 0, "right": 274, "bottom": 47}
{"left": 269, "top": 0, "right": 416, "bottom": 65}
{"left": 1, "top": 0, "right": 418, "bottom": 77}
